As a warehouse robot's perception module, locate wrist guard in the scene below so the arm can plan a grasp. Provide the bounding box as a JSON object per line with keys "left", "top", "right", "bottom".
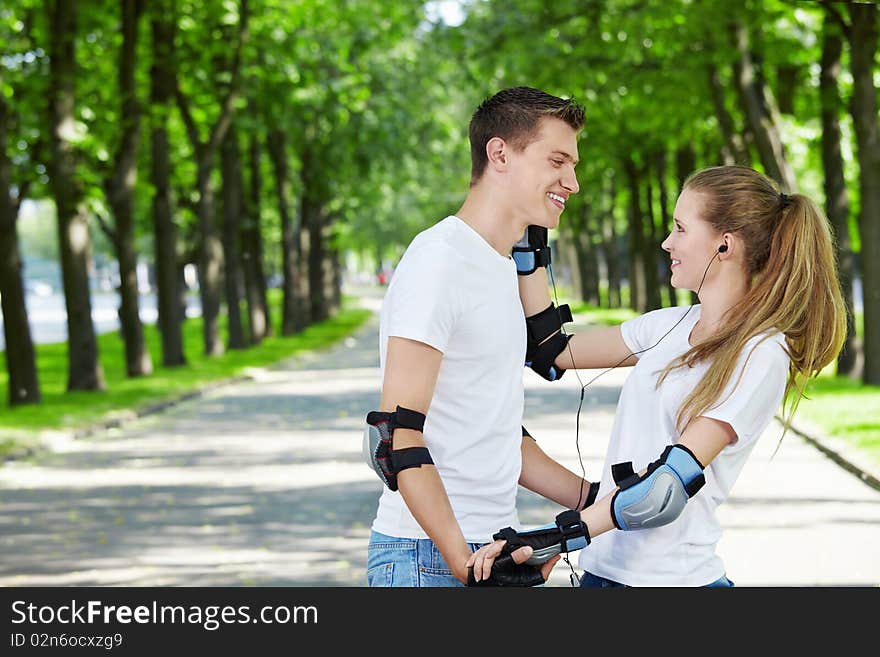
{"left": 513, "top": 225, "right": 551, "bottom": 275}
{"left": 525, "top": 302, "right": 573, "bottom": 381}
{"left": 363, "top": 406, "right": 433, "bottom": 491}
{"left": 493, "top": 509, "right": 590, "bottom": 566}
{"left": 466, "top": 554, "right": 546, "bottom": 587}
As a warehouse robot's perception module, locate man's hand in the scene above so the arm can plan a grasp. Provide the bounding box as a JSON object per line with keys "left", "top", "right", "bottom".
{"left": 467, "top": 510, "right": 589, "bottom": 586}
{"left": 465, "top": 541, "right": 560, "bottom": 586}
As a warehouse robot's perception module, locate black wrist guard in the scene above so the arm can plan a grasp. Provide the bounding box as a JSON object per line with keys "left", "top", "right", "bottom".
{"left": 466, "top": 554, "right": 546, "bottom": 587}
{"left": 493, "top": 510, "right": 590, "bottom": 566}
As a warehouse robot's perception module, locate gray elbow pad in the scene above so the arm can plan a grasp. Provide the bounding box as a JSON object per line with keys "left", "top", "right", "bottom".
{"left": 610, "top": 444, "right": 706, "bottom": 531}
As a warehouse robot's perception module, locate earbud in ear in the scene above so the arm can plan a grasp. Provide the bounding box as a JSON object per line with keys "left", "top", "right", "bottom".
{"left": 718, "top": 245, "right": 728, "bottom": 253}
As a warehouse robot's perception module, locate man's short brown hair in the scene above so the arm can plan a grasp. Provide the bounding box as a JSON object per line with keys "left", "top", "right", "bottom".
{"left": 468, "top": 86, "right": 585, "bottom": 185}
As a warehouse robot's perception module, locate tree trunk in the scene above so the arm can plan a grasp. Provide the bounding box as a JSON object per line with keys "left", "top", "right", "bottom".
{"left": 46, "top": 0, "right": 104, "bottom": 391}
{"left": 242, "top": 128, "right": 270, "bottom": 343}
{"left": 656, "top": 151, "right": 677, "bottom": 307}
{"left": 175, "top": 0, "right": 249, "bottom": 356}
{"left": 564, "top": 234, "right": 583, "bottom": 302}
{"left": 150, "top": 4, "right": 185, "bottom": 366}
{"left": 301, "top": 147, "right": 329, "bottom": 322}
{"left": 707, "top": 64, "right": 750, "bottom": 165}
{"left": 731, "top": 21, "right": 796, "bottom": 192}
{"left": 569, "top": 203, "right": 599, "bottom": 305}
{"left": 675, "top": 144, "right": 696, "bottom": 193}
{"left": 105, "top": 0, "right": 151, "bottom": 377}
{"left": 643, "top": 173, "right": 661, "bottom": 311}
{"left": 220, "top": 126, "right": 246, "bottom": 349}
{"left": 675, "top": 144, "right": 699, "bottom": 305}
{"left": 266, "top": 128, "right": 307, "bottom": 334}
{"left": 849, "top": 2, "right": 880, "bottom": 385}
{"left": 820, "top": 14, "right": 856, "bottom": 376}
{"left": 623, "top": 158, "right": 646, "bottom": 313}
{"left": 329, "top": 241, "right": 342, "bottom": 314}
{"left": 600, "top": 185, "right": 621, "bottom": 309}
{"left": 195, "top": 159, "right": 225, "bottom": 356}
{"left": 0, "top": 94, "right": 40, "bottom": 405}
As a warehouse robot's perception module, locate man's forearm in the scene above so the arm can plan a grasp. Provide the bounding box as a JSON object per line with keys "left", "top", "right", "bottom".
{"left": 397, "top": 465, "right": 473, "bottom": 583}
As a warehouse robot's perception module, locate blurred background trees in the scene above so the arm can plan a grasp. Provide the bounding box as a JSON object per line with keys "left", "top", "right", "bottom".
{"left": 1, "top": 0, "right": 877, "bottom": 409}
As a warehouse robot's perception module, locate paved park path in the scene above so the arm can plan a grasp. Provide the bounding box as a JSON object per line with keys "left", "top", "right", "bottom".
{"left": 1, "top": 288, "right": 878, "bottom": 587}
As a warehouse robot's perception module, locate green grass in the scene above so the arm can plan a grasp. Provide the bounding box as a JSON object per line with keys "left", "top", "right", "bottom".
{"left": 568, "top": 302, "right": 638, "bottom": 326}
{"left": 0, "top": 291, "right": 371, "bottom": 454}
{"left": 796, "top": 375, "right": 880, "bottom": 467}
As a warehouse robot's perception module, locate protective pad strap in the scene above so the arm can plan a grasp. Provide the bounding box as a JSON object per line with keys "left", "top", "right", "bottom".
{"left": 513, "top": 247, "right": 551, "bottom": 275}
{"left": 390, "top": 406, "right": 425, "bottom": 433}
{"left": 581, "top": 481, "right": 600, "bottom": 510}
{"left": 611, "top": 462, "right": 639, "bottom": 490}
{"left": 527, "top": 331, "right": 572, "bottom": 382}
{"left": 526, "top": 303, "right": 573, "bottom": 344}
{"left": 513, "top": 225, "right": 551, "bottom": 276}
{"left": 610, "top": 444, "right": 706, "bottom": 531}
{"left": 555, "top": 509, "right": 590, "bottom": 552}
{"left": 391, "top": 447, "right": 433, "bottom": 473}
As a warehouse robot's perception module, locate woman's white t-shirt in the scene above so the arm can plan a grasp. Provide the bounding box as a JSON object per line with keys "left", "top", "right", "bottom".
{"left": 371, "top": 216, "right": 526, "bottom": 544}
{"left": 578, "top": 305, "right": 790, "bottom": 586}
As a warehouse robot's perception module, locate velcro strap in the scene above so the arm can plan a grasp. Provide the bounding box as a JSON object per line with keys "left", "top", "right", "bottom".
{"left": 528, "top": 331, "right": 572, "bottom": 381}
{"left": 581, "top": 481, "right": 600, "bottom": 510}
{"left": 537, "top": 248, "right": 551, "bottom": 267}
{"left": 555, "top": 510, "right": 590, "bottom": 551}
{"left": 526, "top": 303, "right": 573, "bottom": 344}
{"left": 392, "top": 405, "right": 425, "bottom": 432}
{"left": 390, "top": 447, "right": 433, "bottom": 473}
{"left": 365, "top": 410, "right": 393, "bottom": 425}
{"left": 611, "top": 462, "right": 638, "bottom": 488}
{"left": 493, "top": 526, "right": 521, "bottom": 545}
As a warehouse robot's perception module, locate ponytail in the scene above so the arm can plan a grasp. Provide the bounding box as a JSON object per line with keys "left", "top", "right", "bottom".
{"left": 658, "top": 166, "right": 847, "bottom": 436}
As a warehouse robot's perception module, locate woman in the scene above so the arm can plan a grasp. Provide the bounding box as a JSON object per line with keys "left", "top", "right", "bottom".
{"left": 468, "top": 165, "right": 847, "bottom": 587}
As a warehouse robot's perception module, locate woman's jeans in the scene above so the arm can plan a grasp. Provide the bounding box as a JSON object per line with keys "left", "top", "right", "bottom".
{"left": 367, "top": 530, "right": 483, "bottom": 587}
{"left": 579, "top": 570, "right": 735, "bottom": 588}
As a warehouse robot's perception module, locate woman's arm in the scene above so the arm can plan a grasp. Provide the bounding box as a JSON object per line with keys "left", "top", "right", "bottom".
{"left": 519, "top": 434, "right": 595, "bottom": 511}
{"left": 468, "top": 416, "right": 735, "bottom": 581}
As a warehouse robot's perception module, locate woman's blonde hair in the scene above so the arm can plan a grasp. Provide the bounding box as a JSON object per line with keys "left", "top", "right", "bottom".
{"left": 658, "top": 165, "right": 847, "bottom": 438}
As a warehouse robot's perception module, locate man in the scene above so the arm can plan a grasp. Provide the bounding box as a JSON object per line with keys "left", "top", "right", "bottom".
{"left": 364, "top": 86, "right": 594, "bottom": 587}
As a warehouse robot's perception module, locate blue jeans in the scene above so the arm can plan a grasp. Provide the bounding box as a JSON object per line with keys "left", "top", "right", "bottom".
{"left": 579, "top": 570, "right": 734, "bottom": 588}
{"left": 367, "top": 530, "right": 483, "bottom": 587}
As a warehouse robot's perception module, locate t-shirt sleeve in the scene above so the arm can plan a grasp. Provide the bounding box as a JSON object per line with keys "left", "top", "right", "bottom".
{"left": 701, "top": 338, "right": 789, "bottom": 448}
{"left": 620, "top": 307, "right": 679, "bottom": 355}
{"left": 384, "top": 243, "right": 461, "bottom": 353}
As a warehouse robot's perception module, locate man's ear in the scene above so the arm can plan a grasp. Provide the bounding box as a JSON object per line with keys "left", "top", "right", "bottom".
{"left": 486, "top": 136, "right": 508, "bottom": 171}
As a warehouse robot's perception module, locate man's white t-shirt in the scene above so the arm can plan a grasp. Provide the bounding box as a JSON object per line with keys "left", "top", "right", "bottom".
{"left": 371, "top": 215, "right": 526, "bottom": 544}
{"left": 579, "top": 305, "right": 790, "bottom": 586}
